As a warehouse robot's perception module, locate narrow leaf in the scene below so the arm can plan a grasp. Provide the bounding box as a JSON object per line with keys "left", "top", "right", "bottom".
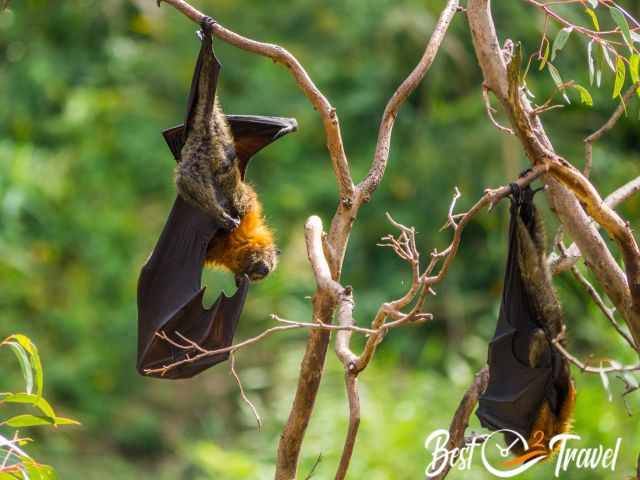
{"left": 548, "top": 63, "right": 571, "bottom": 103}
{"left": 602, "top": 44, "right": 615, "bottom": 72}
{"left": 630, "top": 53, "right": 640, "bottom": 97}
{"left": 2, "top": 415, "right": 54, "bottom": 428}
{"left": 3, "top": 342, "right": 33, "bottom": 395}
{"left": 585, "top": 8, "right": 600, "bottom": 31}
{"left": 539, "top": 41, "right": 550, "bottom": 71}
{"left": 599, "top": 368, "right": 613, "bottom": 402}
{"left": 4, "top": 336, "right": 43, "bottom": 400}
{"left": 610, "top": 6, "right": 633, "bottom": 51}
{"left": 588, "top": 40, "right": 595, "bottom": 85}
{"left": 573, "top": 84, "right": 594, "bottom": 106}
{"left": 1, "top": 394, "right": 56, "bottom": 419}
{"left": 551, "top": 27, "right": 573, "bottom": 62}
{"left": 613, "top": 55, "right": 626, "bottom": 98}
{"left": 51, "top": 417, "right": 80, "bottom": 426}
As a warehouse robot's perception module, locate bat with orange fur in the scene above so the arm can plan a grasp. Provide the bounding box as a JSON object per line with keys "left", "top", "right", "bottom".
{"left": 136, "top": 18, "right": 296, "bottom": 379}
{"left": 476, "top": 183, "right": 576, "bottom": 460}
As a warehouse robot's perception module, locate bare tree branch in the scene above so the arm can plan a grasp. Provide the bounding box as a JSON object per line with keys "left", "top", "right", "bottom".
{"left": 467, "top": 0, "right": 640, "bottom": 347}
{"left": 429, "top": 367, "right": 489, "bottom": 480}
{"left": 551, "top": 176, "right": 640, "bottom": 274}
{"left": 358, "top": 0, "right": 460, "bottom": 203}
{"left": 157, "top": 0, "right": 353, "bottom": 199}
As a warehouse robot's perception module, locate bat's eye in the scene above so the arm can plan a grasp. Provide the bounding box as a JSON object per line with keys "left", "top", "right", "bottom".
{"left": 276, "top": 249, "right": 282, "bottom": 256}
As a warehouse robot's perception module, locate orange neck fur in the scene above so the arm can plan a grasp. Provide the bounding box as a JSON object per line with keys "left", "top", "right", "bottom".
{"left": 205, "top": 199, "right": 275, "bottom": 276}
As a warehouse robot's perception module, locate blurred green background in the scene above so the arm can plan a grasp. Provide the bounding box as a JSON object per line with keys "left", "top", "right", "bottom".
{"left": 1, "top": 0, "right": 640, "bottom": 478}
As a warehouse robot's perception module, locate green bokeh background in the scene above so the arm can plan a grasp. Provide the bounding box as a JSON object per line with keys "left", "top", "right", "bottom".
{"left": 1, "top": 0, "right": 640, "bottom": 478}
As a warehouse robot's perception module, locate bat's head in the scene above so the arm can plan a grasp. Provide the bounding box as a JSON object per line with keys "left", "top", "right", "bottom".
{"left": 206, "top": 199, "right": 280, "bottom": 285}
{"left": 236, "top": 243, "right": 279, "bottom": 285}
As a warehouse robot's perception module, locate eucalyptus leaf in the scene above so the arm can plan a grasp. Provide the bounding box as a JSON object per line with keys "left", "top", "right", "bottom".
{"left": 573, "top": 84, "right": 594, "bottom": 106}
{"left": 587, "top": 40, "right": 595, "bottom": 85}
{"left": 551, "top": 27, "right": 573, "bottom": 62}
{"left": 548, "top": 63, "right": 571, "bottom": 103}
{"left": 585, "top": 8, "right": 600, "bottom": 31}
{"left": 3, "top": 342, "right": 33, "bottom": 395}
{"left": 610, "top": 6, "right": 633, "bottom": 51}
{"left": 613, "top": 55, "right": 626, "bottom": 98}
{"left": 1, "top": 393, "right": 56, "bottom": 419}
{"left": 630, "top": 53, "right": 640, "bottom": 97}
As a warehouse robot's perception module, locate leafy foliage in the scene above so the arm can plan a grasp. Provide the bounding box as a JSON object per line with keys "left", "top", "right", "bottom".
{"left": 1, "top": 335, "right": 79, "bottom": 479}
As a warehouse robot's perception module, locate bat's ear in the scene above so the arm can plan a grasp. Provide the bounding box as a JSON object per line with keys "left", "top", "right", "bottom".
{"left": 162, "top": 125, "right": 185, "bottom": 162}
{"left": 226, "top": 115, "right": 298, "bottom": 179}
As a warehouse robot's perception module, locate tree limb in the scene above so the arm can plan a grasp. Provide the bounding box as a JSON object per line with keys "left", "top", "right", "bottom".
{"left": 467, "top": 0, "right": 640, "bottom": 347}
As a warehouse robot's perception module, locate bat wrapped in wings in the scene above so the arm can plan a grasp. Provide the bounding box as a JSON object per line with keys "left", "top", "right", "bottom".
{"left": 137, "top": 18, "right": 297, "bottom": 379}
{"left": 476, "top": 183, "right": 575, "bottom": 458}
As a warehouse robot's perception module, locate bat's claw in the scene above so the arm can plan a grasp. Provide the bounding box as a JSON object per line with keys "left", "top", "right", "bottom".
{"left": 200, "top": 16, "right": 217, "bottom": 34}
{"left": 221, "top": 212, "right": 241, "bottom": 231}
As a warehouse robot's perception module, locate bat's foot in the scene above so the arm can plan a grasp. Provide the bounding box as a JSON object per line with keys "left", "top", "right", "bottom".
{"left": 200, "top": 16, "right": 217, "bottom": 34}
{"left": 220, "top": 211, "right": 241, "bottom": 231}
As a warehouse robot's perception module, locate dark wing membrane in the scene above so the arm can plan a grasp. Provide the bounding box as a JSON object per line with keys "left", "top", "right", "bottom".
{"left": 139, "top": 27, "right": 297, "bottom": 379}
{"left": 162, "top": 125, "right": 184, "bottom": 162}
{"left": 476, "top": 190, "right": 554, "bottom": 436}
{"left": 226, "top": 115, "right": 298, "bottom": 178}
{"left": 162, "top": 115, "right": 298, "bottom": 176}
{"left": 137, "top": 196, "right": 249, "bottom": 379}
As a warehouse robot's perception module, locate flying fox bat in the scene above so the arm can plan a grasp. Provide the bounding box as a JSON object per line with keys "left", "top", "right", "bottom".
{"left": 476, "top": 184, "right": 575, "bottom": 458}
{"left": 137, "top": 18, "right": 297, "bottom": 379}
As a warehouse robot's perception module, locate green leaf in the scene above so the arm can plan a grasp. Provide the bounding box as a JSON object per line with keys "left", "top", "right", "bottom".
{"left": 601, "top": 44, "right": 615, "bottom": 71}
{"left": 573, "top": 84, "right": 594, "bottom": 106}
{"left": 1, "top": 393, "right": 56, "bottom": 418}
{"left": 24, "top": 463, "right": 56, "bottom": 480}
{"left": 587, "top": 40, "right": 595, "bottom": 85}
{"left": 2, "top": 415, "right": 54, "bottom": 428}
{"left": 50, "top": 417, "right": 80, "bottom": 426}
{"left": 3, "top": 342, "right": 33, "bottom": 395}
{"left": 613, "top": 55, "right": 626, "bottom": 98}
{"left": 3, "top": 335, "right": 43, "bottom": 400}
{"left": 548, "top": 63, "right": 571, "bottom": 103}
{"left": 2, "top": 414, "right": 80, "bottom": 428}
{"left": 630, "top": 53, "right": 640, "bottom": 97}
{"left": 539, "top": 41, "right": 550, "bottom": 71}
{"left": 551, "top": 26, "right": 573, "bottom": 62}
{"left": 610, "top": 6, "right": 633, "bottom": 51}
{"left": 585, "top": 8, "right": 600, "bottom": 31}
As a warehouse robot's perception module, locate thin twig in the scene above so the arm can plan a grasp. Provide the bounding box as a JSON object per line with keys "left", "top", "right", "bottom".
{"left": 552, "top": 330, "right": 640, "bottom": 373}
{"left": 584, "top": 82, "right": 640, "bottom": 178}
{"left": 230, "top": 352, "right": 262, "bottom": 430}
{"left": 304, "top": 454, "right": 323, "bottom": 480}
{"left": 482, "top": 84, "right": 514, "bottom": 135}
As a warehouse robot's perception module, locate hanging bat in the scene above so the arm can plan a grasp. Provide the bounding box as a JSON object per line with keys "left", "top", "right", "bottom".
{"left": 476, "top": 183, "right": 575, "bottom": 459}
{"left": 137, "top": 17, "right": 297, "bottom": 379}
